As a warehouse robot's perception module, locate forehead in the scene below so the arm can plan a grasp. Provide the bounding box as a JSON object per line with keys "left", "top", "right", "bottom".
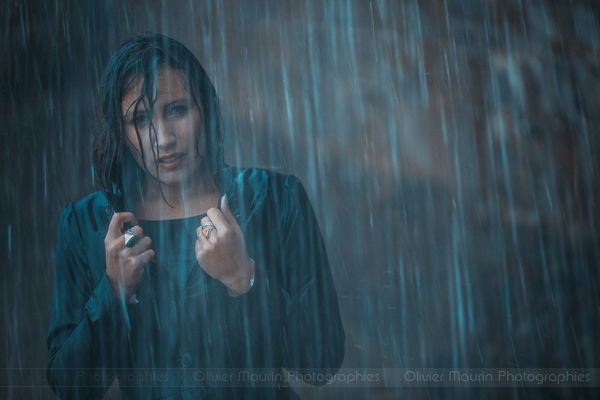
{"left": 121, "top": 66, "right": 190, "bottom": 115}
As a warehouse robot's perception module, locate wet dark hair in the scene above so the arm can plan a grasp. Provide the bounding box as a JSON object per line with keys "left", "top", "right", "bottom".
{"left": 93, "top": 32, "right": 223, "bottom": 211}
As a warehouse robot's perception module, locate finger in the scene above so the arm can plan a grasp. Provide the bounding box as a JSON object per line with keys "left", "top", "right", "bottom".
{"left": 197, "top": 216, "right": 212, "bottom": 238}
{"left": 137, "top": 248, "right": 155, "bottom": 266}
{"left": 131, "top": 235, "right": 152, "bottom": 255}
{"left": 207, "top": 207, "right": 229, "bottom": 233}
{"left": 127, "top": 225, "right": 145, "bottom": 239}
{"left": 221, "top": 195, "right": 240, "bottom": 232}
{"left": 116, "top": 212, "right": 140, "bottom": 231}
{"left": 196, "top": 227, "right": 215, "bottom": 242}
{"left": 195, "top": 238, "right": 204, "bottom": 259}
{"left": 107, "top": 212, "right": 140, "bottom": 241}
{"left": 200, "top": 216, "right": 212, "bottom": 227}
{"left": 122, "top": 225, "right": 144, "bottom": 249}
{"left": 195, "top": 237, "right": 211, "bottom": 262}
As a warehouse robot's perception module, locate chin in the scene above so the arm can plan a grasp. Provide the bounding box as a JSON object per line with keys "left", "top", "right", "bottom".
{"left": 158, "top": 173, "right": 197, "bottom": 187}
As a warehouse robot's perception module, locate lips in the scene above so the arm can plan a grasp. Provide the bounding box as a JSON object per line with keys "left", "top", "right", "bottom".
{"left": 157, "top": 153, "right": 185, "bottom": 169}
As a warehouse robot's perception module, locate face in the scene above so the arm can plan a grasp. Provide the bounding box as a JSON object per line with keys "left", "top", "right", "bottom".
{"left": 121, "top": 66, "right": 204, "bottom": 187}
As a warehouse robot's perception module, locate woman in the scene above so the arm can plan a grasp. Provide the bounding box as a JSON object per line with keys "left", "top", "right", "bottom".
{"left": 46, "top": 33, "right": 345, "bottom": 399}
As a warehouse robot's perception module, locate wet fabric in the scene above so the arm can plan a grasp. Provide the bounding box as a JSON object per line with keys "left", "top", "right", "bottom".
{"left": 137, "top": 215, "right": 206, "bottom": 298}
{"left": 46, "top": 165, "right": 345, "bottom": 400}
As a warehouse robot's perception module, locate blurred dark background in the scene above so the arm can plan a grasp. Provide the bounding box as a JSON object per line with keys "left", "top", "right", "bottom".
{"left": 1, "top": 0, "right": 599, "bottom": 398}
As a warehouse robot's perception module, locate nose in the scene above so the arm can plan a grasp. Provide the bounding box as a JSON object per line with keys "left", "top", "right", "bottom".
{"left": 152, "top": 116, "right": 176, "bottom": 151}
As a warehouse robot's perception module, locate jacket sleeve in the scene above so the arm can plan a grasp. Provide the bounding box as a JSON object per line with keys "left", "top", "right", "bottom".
{"left": 279, "top": 175, "right": 345, "bottom": 384}
{"left": 46, "top": 203, "right": 131, "bottom": 399}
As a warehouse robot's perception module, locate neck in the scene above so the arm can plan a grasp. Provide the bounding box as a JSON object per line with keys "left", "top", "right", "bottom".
{"left": 135, "top": 172, "right": 220, "bottom": 219}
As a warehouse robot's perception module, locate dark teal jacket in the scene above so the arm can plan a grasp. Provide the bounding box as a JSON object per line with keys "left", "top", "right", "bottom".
{"left": 46, "top": 166, "right": 345, "bottom": 399}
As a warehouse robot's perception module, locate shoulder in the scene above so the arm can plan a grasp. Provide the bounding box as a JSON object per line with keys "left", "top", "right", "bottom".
{"left": 59, "top": 191, "right": 111, "bottom": 235}
{"left": 223, "top": 166, "right": 308, "bottom": 223}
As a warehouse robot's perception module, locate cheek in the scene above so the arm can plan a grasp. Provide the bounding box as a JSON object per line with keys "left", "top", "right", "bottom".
{"left": 123, "top": 125, "right": 138, "bottom": 149}
{"left": 175, "top": 118, "right": 203, "bottom": 152}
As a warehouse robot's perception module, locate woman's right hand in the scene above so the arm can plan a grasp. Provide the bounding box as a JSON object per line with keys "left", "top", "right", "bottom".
{"left": 105, "top": 212, "right": 154, "bottom": 299}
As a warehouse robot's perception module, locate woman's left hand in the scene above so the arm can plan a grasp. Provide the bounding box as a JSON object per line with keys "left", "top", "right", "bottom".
{"left": 196, "top": 196, "right": 255, "bottom": 296}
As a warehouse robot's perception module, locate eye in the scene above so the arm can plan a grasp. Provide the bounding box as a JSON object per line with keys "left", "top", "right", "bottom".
{"left": 135, "top": 116, "right": 149, "bottom": 124}
{"left": 131, "top": 114, "right": 149, "bottom": 125}
{"left": 170, "top": 105, "right": 188, "bottom": 115}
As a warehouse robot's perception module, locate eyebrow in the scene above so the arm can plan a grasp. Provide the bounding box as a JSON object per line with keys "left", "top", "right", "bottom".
{"left": 163, "top": 98, "right": 189, "bottom": 108}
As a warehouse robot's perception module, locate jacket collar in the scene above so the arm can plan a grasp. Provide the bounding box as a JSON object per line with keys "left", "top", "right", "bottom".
{"left": 101, "top": 163, "right": 241, "bottom": 226}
